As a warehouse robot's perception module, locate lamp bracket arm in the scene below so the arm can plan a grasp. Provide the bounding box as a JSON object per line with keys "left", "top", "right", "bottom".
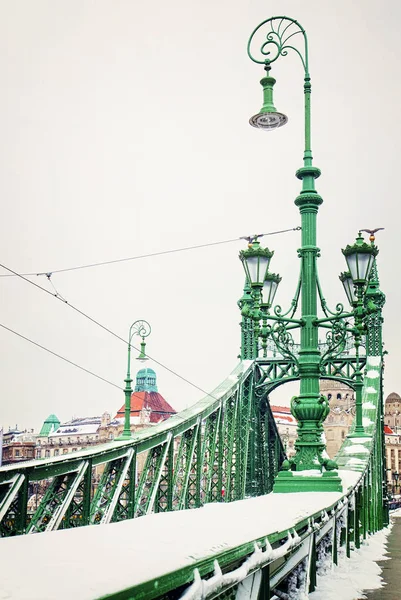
{"left": 314, "top": 312, "right": 353, "bottom": 326}
{"left": 129, "top": 319, "right": 152, "bottom": 343}
{"left": 317, "top": 275, "right": 345, "bottom": 318}
{"left": 247, "top": 16, "right": 309, "bottom": 75}
{"left": 264, "top": 314, "right": 302, "bottom": 325}
{"left": 273, "top": 270, "right": 302, "bottom": 319}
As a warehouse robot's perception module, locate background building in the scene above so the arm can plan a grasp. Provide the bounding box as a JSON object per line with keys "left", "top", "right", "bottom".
{"left": 271, "top": 405, "right": 297, "bottom": 458}
{"left": 320, "top": 380, "right": 355, "bottom": 458}
{"left": 272, "top": 380, "right": 355, "bottom": 460}
{"left": 1, "top": 428, "right": 36, "bottom": 465}
{"left": 384, "top": 392, "right": 401, "bottom": 497}
{"left": 35, "top": 366, "right": 176, "bottom": 460}
{"left": 114, "top": 367, "right": 176, "bottom": 426}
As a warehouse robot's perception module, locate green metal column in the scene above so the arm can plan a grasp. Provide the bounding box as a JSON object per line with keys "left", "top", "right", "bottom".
{"left": 247, "top": 16, "right": 341, "bottom": 492}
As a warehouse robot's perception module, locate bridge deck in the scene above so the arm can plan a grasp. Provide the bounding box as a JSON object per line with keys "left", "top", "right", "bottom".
{"left": 0, "top": 470, "right": 360, "bottom": 600}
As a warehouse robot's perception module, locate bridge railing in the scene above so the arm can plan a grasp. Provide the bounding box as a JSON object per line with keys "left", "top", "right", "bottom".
{"left": 104, "top": 356, "right": 383, "bottom": 600}
{"left": 0, "top": 358, "right": 384, "bottom": 600}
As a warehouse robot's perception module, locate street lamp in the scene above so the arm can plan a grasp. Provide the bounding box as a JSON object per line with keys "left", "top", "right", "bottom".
{"left": 239, "top": 239, "right": 273, "bottom": 289}
{"left": 116, "top": 320, "right": 151, "bottom": 441}
{"left": 340, "top": 234, "right": 378, "bottom": 437}
{"left": 339, "top": 271, "right": 357, "bottom": 307}
{"left": 244, "top": 16, "right": 385, "bottom": 493}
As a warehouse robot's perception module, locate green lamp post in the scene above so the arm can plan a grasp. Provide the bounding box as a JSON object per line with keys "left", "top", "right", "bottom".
{"left": 244, "top": 16, "right": 385, "bottom": 493}
{"left": 341, "top": 234, "right": 378, "bottom": 437}
{"left": 246, "top": 16, "right": 344, "bottom": 492}
{"left": 116, "top": 319, "right": 151, "bottom": 441}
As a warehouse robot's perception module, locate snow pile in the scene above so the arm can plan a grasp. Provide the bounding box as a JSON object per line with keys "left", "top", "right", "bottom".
{"left": 309, "top": 525, "right": 392, "bottom": 600}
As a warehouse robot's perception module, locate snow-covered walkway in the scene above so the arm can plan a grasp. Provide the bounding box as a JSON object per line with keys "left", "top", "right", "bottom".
{"left": 0, "top": 471, "right": 360, "bottom": 600}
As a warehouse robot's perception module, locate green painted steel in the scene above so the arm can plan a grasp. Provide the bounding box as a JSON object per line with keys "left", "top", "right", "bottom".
{"left": 0, "top": 361, "right": 287, "bottom": 537}
{"left": 103, "top": 357, "right": 383, "bottom": 600}
{"left": 242, "top": 16, "right": 386, "bottom": 493}
{"left": 0, "top": 14, "right": 390, "bottom": 600}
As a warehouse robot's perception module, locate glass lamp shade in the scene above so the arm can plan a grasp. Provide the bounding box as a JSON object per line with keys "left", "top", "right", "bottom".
{"left": 261, "top": 273, "right": 282, "bottom": 307}
{"left": 249, "top": 111, "right": 288, "bottom": 131}
{"left": 339, "top": 271, "right": 356, "bottom": 306}
{"left": 342, "top": 233, "right": 378, "bottom": 284}
{"left": 239, "top": 241, "right": 274, "bottom": 287}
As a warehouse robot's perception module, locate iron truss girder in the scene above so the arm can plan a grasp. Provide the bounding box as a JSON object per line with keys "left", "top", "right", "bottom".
{"left": 0, "top": 361, "right": 286, "bottom": 537}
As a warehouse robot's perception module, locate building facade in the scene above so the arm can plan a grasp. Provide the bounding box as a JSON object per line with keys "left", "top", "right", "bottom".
{"left": 272, "top": 380, "right": 355, "bottom": 460}
{"left": 320, "top": 380, "right": 355, "bottom": 458}
{"left": 35, "top": 366, "right": 176, "bottom": 460}
{"left": 1, "top": 429, "right": 36, "bottom": 466}
{"left": 384, "top": 392, "right": 401, "bottom": 497}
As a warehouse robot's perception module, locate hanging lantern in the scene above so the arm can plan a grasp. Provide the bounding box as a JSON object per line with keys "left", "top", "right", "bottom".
{"left": 239, "top": 240, "right": 274, "bottom": 287}
{"left": 261, "top": 272, "right": 282, "bottom": 307}
{"left": 339, "top": 271, "right": 357, "bottom": 306}
{"left": 342, "top": 232, "right": 378, "bottom": 285}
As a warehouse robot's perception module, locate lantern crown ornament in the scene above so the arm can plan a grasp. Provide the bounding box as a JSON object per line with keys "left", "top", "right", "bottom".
{"left": 239, "top": 240, "right": 274, "bottom": 287}
{"left": 342, "top": 232, "right": 378, "bottom": 285}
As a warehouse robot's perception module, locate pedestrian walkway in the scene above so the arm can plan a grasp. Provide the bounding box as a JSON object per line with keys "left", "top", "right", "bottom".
{"left": 365, "top": 512, "right": 401, "bottom": 599}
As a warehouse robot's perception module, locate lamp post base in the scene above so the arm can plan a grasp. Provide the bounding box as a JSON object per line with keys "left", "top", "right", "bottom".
{"left": 347, "top": 431, "right": 371, "bottom": 439}
{"left": 273, "top": 469, "right": 343, "bottom": 493}
{"left": 115, "top": 432, "right": 132, "bottom": 441}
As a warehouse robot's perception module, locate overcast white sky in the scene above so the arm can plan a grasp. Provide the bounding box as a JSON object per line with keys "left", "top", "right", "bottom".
{"left": 0, "top": 0, "right": 400, "bottom": 433}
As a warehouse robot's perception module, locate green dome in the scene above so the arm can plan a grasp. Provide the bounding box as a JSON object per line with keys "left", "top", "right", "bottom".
{"left": 39, "top": 414, "right": 60, "bottom": 436}
{"left": 135, "top": 368, "right": 158, "bottom": 393}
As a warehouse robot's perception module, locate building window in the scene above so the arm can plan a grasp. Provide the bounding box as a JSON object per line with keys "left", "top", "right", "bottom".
{"left": 337, "top": 393, "right": 341, "bottom": 400}
{"left": 45, "top": 449, "right": 50, "bottom": 458}
{"left": 36, "top": 449, "right": 41, "bottom": 459}
{"left": 54, "top": 449, "right": 59, "bottom": 456}
{"left": 72, "top": 448, "right": 77, "bottom": 452}
{"left": 63, "top": 449, "right": 68, "bottom": 454}
{"left": 15, "top": 450, "right": 20, "bottom": 457}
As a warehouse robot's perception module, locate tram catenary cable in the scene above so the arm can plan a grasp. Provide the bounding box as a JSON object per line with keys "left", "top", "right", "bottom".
{"left": 0, "top": 322, "right": 172, "bottom": 407}
{"left": 0, "top": 322, "right": 123, "bottom": 391}
{"left": 0, "top": 262, "right": 219, "bottom": 400}
{"left": 0, "top": 225, "right": 301, "bottom": 401}
{"left": 0, "top": 227, "right": 301, "bottom": 278}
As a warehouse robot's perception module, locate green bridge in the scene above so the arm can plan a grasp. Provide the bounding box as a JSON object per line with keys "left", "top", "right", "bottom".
{"left": 0, "top": 14, "right": 389, "bottom": 600}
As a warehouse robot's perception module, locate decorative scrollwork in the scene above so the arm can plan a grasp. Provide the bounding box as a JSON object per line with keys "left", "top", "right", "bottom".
{"left": 320, "top": 320, "right": 350, "bottom": 365}
{"left": 273, "top": 272, "right": 302, "bottom": 319}
{"left": 130, "top": 319, "right": 151, "bottom": 341}
{"left": 247, "top": 16, "right": 308, "bottom": 73}
{"left": 316, "top": 273, "right": 345, "bottom": 318}
{"left": 268, "top": 321, "right": 299, "bottom": 365}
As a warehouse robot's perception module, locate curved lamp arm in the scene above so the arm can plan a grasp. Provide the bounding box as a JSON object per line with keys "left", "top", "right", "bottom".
{"left": 247, "top": 16, "right": 312, "bottom": 166}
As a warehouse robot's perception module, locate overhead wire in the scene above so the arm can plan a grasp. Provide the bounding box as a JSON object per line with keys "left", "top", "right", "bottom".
{"left": 0, "top": 322, "right": 123, "bottom": 391}
{"left": 0, "top": 261, "right": 218, "bottom": 400}
{"left": 0, "top": 225, "right": 301, "bottom": 401}
{"left": 0, "top": 227, "right": 301, "bottom": 278}
{"left": 0, "top": 322, "right": 175, "bottom": 408}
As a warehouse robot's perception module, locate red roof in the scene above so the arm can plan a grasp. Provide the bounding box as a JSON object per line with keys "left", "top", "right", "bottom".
{"left": 114, "top": 391, "right": 176, "bottom": 424}
{"left": 270, "top": 405, "right": 291, "bottom": 414}
{"left": 384, "top": 424, "right": 394, "bottom": 434}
